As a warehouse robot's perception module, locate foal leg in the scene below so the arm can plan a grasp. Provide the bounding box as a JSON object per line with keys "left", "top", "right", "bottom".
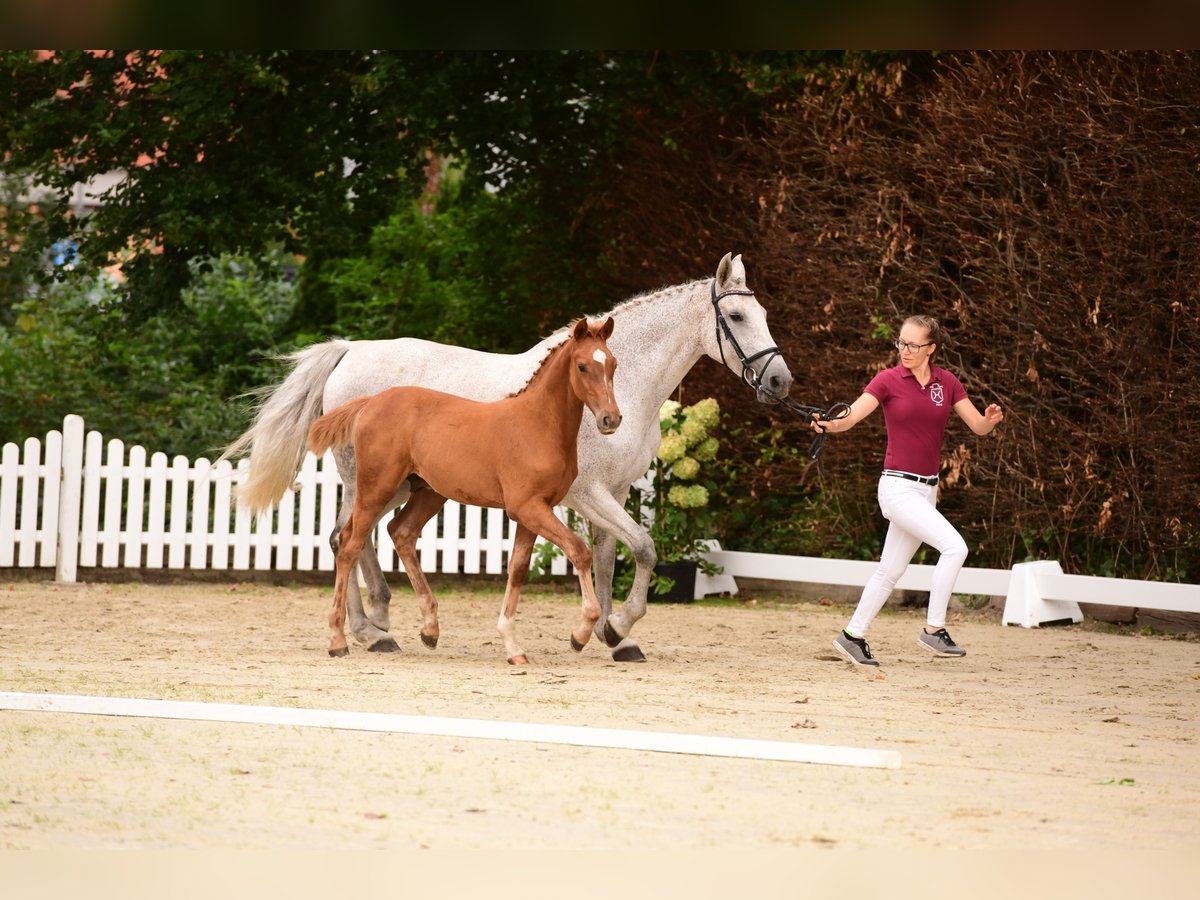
{"left": 513, "top": 504, "right": 601, "bottom": 653}
{"left": 335, "top": 446, "right": 403, "bottom": 652}
{"left": 329, "top": 511, "right": 376, "bottom": 657}
{"left": 386, "top": 488, "right": 449, "bottom": 650}
{"left": 498, "top": 525, "right": 538, "bottom": 665}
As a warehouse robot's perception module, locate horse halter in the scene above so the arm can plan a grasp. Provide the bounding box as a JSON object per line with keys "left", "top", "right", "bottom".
{"left": 710, "top": 278, "right": 850, "bottom": 460}
{"left": 710, "top": 280, "right": 787, "bottom": 399}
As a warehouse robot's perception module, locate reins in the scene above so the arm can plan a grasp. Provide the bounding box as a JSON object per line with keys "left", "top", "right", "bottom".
{"left": 710, "top": 279, "right": 850, "bottom": 460}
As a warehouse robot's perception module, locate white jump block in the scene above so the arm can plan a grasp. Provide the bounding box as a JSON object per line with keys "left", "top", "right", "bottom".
{"left": 1002, "top": 560, "right": 1084, "bottom": 628}
{"left": 694, "top": 539, "right": 738, "bottom": 598}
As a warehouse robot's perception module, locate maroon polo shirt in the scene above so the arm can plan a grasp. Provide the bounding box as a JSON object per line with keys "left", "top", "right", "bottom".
{"left": 863, "top": 364, "right": 967, "bottom": 476}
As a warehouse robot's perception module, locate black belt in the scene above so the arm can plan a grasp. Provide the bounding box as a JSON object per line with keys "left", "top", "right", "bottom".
{"left": 882, "top": 469, "right": 939, "bottom": 486}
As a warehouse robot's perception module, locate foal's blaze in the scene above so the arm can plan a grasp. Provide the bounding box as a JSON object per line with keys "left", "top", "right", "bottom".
{"left": 307, "top": 317, "right": 621, "bottom": 663}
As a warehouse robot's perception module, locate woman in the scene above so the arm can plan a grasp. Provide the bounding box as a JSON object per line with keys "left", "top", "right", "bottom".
{"left": 813, "top": 315, "right": 1004, "bottom": 667}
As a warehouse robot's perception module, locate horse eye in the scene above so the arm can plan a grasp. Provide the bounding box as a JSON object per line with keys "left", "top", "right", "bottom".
{"left": 729, "top": 312, "right": 744, "bottom": 322}
{"left": 577, "top": 363, "right": 588, "bottom": 373}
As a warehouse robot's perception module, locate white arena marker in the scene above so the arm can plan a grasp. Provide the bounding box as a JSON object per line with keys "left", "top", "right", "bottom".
{"left": 0, "top": 691, "right": 900, "bottom": 769}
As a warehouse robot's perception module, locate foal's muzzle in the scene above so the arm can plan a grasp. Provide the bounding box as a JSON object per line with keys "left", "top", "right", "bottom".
{"left": 596, "top": 412, "right": 622, "bottom": 434}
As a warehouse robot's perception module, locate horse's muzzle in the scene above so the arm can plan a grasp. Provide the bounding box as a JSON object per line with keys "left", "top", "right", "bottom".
{"left": 596, "top": 412, "right": 622, "bottom": 434}
{"left": 756, "top": 367, "right": 793, "bottom": 404}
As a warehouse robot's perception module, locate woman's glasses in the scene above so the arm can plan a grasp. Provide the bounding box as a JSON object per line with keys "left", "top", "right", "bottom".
{"left": 895, "top": 339, "right": 932, "bottom": 353}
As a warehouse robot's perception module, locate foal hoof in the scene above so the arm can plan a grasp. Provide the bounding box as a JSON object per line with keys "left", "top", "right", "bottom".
{"left": 420, "top": 632, "right": 438, "bottom": 649}
{"left": 328, "top": 646, "right": 350, "bottom": 658}
{"left": 603, "top": 620, "right": 624, "bottom": 648}
{"left": 612, "top": 644, "right": 647, "bottom": 663}
{"left": 570, "top": 634, "right": 585, "bottom": 653}
{"left": 367, "top": 636, "right": 400, "bottom": 653}
{"left": 508, "top": 654, "right": 529, "bottom": 666}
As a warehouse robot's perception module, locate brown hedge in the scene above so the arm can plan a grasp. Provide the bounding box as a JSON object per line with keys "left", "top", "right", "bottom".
{"left": 600, "top": 51, "right": 1200, "bottom": 580}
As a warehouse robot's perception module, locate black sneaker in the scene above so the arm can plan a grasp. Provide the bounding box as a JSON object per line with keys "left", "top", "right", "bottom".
{"left": 833, "top": 630, "right": 879, "bottom": 667}
{"left": 917, "top": 627, "right": 966, "bottom": 657}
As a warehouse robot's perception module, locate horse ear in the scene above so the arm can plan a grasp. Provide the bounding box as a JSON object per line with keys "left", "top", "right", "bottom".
{"left": 715, "top": 252, "right": 733, "bottom": 287}
{"left": 729, "top": 253, "right": 746, "bottom": 286}
{"left": 598, "top": 316, "right": 615, "bottom": 339}
{"left": 572, "top": 317, "right": 590, "bottom": 340}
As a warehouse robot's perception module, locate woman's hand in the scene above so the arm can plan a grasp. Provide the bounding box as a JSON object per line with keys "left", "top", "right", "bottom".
{"left": 811, "top": 414, "right": 836, "bottom": 434}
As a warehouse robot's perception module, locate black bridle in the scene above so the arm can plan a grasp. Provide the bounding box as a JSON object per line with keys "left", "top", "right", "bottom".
{"left": 711, "top": 279, "right": 850, "bottom": 460}
{"left": 711, "top": 280, "right": 786, "bottom": 396}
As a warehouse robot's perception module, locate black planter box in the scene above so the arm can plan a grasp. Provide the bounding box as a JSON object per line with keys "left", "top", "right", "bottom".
{"left": 648, "top": 562, "right": 697, "bottom": 603}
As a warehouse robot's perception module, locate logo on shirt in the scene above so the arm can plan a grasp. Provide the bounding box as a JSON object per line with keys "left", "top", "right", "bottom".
{"left": 928, "top": 383, "right": 945, "bottom": 406}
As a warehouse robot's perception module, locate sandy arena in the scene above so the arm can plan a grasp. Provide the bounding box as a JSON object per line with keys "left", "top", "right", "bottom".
{"left": 1, "top": 575, "right": 1198, "bottom": 855}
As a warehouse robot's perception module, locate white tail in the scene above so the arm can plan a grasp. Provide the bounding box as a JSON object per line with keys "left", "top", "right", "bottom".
{"left": 220, "top": 340, "right": 351, "bottom": 512}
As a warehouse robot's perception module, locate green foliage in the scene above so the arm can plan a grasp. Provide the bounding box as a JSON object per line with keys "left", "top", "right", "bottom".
{"left": 0, "top": 171, "right": 43, "bottom": 321}
{"left": 0, "top": 50, "right": 830, "bottom": 335}
{"left": 314, "top": 176, "right": 560, "bottom": 351}
{"left": 713, "top": 423, "right": 884, "bottom": 562}
{"left": 625, "top": 398, "right": 726, "bottom": 569}
{"left": 0, "top": 251, "right": 297, "bottom": 456}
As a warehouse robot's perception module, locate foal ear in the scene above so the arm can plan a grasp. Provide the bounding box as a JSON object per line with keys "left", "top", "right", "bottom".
{"left": 597, "top": 316, "right": 615, "bottom": 339}
{"left": 572, "top": 317, "right": 590, "bottom": 340}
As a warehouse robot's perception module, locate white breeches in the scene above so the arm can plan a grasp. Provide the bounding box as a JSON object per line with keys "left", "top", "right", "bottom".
{"left": 847, "top": 474, "right": 968, "bottom": 638}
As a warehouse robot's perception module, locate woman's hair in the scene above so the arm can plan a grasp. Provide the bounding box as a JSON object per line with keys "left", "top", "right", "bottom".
{"left": 903, "top": 314, "right": 944, "bottom": 354}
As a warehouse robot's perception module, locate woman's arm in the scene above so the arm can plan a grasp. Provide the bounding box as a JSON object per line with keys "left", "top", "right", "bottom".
{"left": 954, "top": 397, "right": 1004, "bottom": 435}
{"left": 812, "top": 392, "right": 879, "bottom": 434}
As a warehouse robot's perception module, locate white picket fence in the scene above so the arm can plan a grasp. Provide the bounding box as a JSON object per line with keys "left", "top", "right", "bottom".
{"left": 3, "top": 415, "right": 1199, "bottom": 628}
{"left": 0, "top": 415, "right": 576, "bottom": 582}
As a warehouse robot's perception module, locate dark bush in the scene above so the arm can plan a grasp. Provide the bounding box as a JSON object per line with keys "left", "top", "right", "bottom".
{"left": 600, "top": 51, "right": 1200, "bottom": 580}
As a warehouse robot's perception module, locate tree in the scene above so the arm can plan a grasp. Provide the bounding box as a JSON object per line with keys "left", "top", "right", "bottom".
{"left": 1, "top": 51, "right": 450, "bottom": 323}
{"left": 0, "top": 50, "right": 818, "bottom": 337}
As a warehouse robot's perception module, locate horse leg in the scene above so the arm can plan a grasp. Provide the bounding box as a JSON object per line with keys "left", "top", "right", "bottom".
{"left": 386, "top": 489, "right": 448, "bottom": 650}
{"left": 499, "top": 525, "right": 537, "bottom": 665}
{"left": 568, "top": 486, "right": 652, "bottom": 662}
{"left": 512, "top": 505, "right": 601, "bottom": 653}
{"left": 334, "top": 446, "right": 402, "bottom": 652}
{"left": 590, "top": 525, "right": 618, "bottom": 641}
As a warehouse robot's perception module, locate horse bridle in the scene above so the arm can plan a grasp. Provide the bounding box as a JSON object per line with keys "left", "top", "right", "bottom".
{"left": 711, "top": 280, "right": 787, "bottom": 397}
{"left": 711, "top": 279, "right": 851, "bottom": 459}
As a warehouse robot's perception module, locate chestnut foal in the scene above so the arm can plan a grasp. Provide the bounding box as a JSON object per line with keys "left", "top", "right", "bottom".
{"left": 307, "top": 317, "right": 621, "bottom": 664}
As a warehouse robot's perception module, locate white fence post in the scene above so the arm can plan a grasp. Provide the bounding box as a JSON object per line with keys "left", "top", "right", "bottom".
{"left": 55, "top": 415, "right": 85, "bottom": 583}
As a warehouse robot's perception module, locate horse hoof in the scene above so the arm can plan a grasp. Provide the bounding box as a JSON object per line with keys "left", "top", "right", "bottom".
{"left": 612, "top": 644, "right": 647, "bottom": 663}
{"left": 570, "top": 634, "right": 585, "bottom": 652}
{"left": 328, "top": 646, "right": 350, "bottom": 658}
{"left": 420, "top": 632, "right": 438, "bottom": 649}
{"left": 367, "top": 636, "right": 400, "bottom": 653}
{"left": 603, "top": 620, "right": 624, "bottom": 648}
{"left": 508, "top": 654, "right": 529, "bottom": 666}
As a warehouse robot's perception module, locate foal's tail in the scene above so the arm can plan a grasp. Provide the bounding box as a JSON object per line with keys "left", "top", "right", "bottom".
{"left": 307, "top": 396, "right": 371, "bottom": 458}
{"left": 219, "top": 340, "right": 351, "bottom": 513}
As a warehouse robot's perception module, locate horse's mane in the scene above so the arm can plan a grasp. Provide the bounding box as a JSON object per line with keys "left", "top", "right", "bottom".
{"left": 505, "top": 279, "right": 705, "bottom": 398}
{"left": 605, "top": 278, "right": 705, "bottom": 319}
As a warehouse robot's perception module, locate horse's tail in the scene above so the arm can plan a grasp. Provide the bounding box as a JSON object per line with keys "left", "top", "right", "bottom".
{"left": 306, "top": 396, "right": 371, "bottom": 458}
{"left": 219, "top": 340, "right": 352, "bottom": 513}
